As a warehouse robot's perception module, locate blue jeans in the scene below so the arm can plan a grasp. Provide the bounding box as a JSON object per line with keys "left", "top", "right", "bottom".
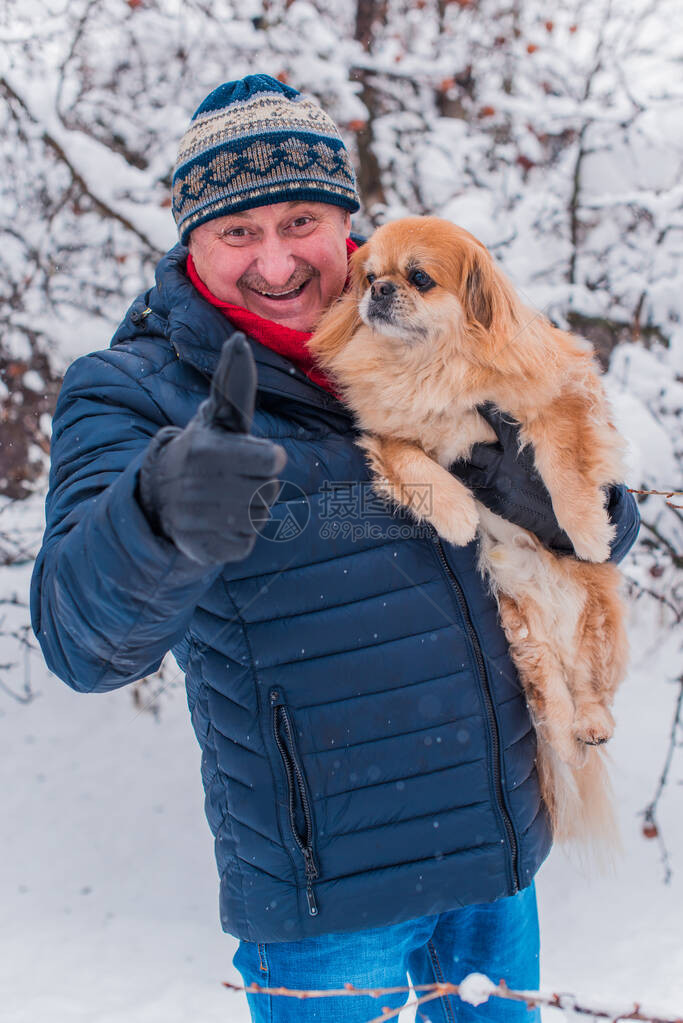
{"left": 232, "top": 881, "right": 540, "bottom": 1022}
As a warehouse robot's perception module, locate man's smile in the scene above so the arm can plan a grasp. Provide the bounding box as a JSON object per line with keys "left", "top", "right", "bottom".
{"left": 247, "top": 279, "right": 312, "bottom": 302}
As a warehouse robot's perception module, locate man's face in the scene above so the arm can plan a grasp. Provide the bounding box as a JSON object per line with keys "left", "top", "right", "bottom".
{"left": 188, "top": 200, "right": 351, "bottom": 332}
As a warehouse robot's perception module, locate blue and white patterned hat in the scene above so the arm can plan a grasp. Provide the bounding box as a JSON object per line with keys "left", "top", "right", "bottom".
{"left": 172, "top": 74, "right": 361, "bottom": 244}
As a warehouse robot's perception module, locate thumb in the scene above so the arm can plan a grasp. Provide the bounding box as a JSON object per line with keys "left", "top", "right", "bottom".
{"left": 476, "top": 402, "right": 524, "bottom": 448}
{"left": 475, "top": 401, "right": 505, "bottom": 441}
{"left": 201, "top": 333, "right": 257, "bottom": 433}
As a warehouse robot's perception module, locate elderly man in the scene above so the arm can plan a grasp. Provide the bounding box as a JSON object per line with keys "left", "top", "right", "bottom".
{"left": 31, "top": 75, "right": 639, "bottom": 1022}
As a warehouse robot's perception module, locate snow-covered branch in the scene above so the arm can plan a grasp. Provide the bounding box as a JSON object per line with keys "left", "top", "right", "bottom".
{"left": 223, "top": 973, "right": 683, "bottom": 1023}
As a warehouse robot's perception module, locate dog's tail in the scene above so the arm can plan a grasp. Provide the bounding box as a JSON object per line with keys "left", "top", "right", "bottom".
{"left": 537, "top": 738, "right": 621, "bottom": 870}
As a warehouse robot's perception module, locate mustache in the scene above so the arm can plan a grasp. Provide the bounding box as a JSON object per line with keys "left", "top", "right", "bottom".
{"left": 239, "top": 263, "right": 319, "bottom": 295}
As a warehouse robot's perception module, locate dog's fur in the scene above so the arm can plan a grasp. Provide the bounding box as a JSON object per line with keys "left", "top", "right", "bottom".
{"left": 307, "top": 216, "right": 630, "bottom": 849}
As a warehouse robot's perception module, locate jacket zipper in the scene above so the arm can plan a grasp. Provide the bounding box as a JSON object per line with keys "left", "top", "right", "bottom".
{"left": 270, "top": 690, "right": 320, "bottom": 916}
{"left": 429, "top": 526, "right": 520, "bottom": 892}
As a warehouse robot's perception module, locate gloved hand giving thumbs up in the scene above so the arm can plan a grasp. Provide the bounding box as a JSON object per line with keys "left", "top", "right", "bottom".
{"left": 138, "top": 333, "right": 287, "bottom": 565}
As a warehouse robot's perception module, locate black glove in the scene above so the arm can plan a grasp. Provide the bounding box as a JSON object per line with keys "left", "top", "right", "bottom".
{"left": 138, "top": 333, "right": 287, "bottom": 565}
{"left": 449, "top": 402, "right": 580, "bottom": 553}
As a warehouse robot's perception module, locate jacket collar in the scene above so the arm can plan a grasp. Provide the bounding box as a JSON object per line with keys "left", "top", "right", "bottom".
{"left": 154, "top": 243, "right": 359, "bottom": 423}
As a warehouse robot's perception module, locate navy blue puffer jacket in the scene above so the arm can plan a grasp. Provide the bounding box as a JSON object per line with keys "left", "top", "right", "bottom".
{"left": 30, "top": 243, "right": 640, "bottom": 942}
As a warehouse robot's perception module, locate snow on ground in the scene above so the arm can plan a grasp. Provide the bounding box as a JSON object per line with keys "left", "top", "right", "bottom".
{"left": 2, "top": 548, "right": 681, "bottom": 1023}
{"left": 1, "top": 565, "right": 236, "bottom": 1023}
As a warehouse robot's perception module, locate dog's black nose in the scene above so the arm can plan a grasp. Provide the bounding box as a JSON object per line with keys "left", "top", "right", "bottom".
{"left": 370, "top": 280, "right": 396, "bottom": 300}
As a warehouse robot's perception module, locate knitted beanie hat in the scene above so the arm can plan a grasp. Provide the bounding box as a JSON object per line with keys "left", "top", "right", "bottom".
{"left": 172, "top": 74, "right": 361, "bottom": 244}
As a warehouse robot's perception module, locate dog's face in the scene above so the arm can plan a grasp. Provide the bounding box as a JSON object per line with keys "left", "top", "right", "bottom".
{"left": 349, "top": 216, "right": 515, "bottom": 350}
{"left": 355, "top": 241, "right": 442, "bottom": 343}
{"left": 308, "top": 215, "right": 520, "bottom": 376}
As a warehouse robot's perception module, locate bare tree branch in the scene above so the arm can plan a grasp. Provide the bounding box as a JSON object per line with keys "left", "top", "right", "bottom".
{"left": 222, "top": 974, "right": 683, "bottom": 1023}
{"left": 1, "top": 76, "right": 162, "bottom": 255}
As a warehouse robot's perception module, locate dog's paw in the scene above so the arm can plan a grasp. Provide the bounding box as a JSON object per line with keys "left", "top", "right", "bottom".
{"left": 569, "top": 533, "right": 611, "bottom": 563}
{"left": 540, "top": 722, "right": 588, "bottom": 768}
{"left": 430, "top": 484, "right": 479, "bottom": 547}
{"left": 565, "top": 518, "right": 615, "bottom": 563}
{"left": 573, "top": 703, "right": 615, "bottom": 747}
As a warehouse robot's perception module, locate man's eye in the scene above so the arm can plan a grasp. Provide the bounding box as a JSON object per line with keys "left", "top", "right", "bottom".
{"left": 291, "top": 216, "right": 313, "bottom": 228}
{"left": 366, "top": 272, "right": 376, "bottom": 284}
{"left": 223, "top": 227, "right": 248, "bottom": 238}
{"left": 410, "top": 269, "right": 434, "bottom": 290}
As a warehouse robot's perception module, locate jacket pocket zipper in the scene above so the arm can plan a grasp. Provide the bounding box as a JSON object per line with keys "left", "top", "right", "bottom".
{"left": 430, "top": 525, "right": 520, "bottom": 893}
{"left": 270, "top": 689, "right": 320, "bottom": 916}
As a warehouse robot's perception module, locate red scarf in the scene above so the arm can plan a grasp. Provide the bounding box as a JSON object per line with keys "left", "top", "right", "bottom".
{"left": 186, "top": 237, "right": 358, "bottom": 398}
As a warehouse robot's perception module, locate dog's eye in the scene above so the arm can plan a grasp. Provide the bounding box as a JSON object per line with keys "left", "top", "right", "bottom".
{"left": 365, "top": 272, "right": 376, "bottom": 285}
{"left": 409, "top": 269, "right": 434, "bottom": 290}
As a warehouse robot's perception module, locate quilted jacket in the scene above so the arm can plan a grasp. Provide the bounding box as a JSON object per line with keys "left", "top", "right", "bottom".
{"left": 30, "top": 242, "right": 640, "bottom": 942}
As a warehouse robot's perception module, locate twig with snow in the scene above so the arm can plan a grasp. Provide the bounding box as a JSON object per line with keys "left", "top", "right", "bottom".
{"left": 640, "top": 673, "right": 683, "bottom": 884}
{"left": 223, "top": 973, "right": 683, "bottom": 1023}
{"left": 0, "top": 76, "right": 163, "bottom": 255}
{"left": 629, "top": 490, "right": 683, "bottom": 512}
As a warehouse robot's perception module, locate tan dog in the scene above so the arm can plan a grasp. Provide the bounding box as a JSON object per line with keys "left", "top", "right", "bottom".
{"left": 307, "top": 216, "right": 630, "bottom": 849}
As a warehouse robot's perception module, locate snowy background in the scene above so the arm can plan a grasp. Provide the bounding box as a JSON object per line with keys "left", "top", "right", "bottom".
{"left": 1, "top": 0, "right": 681, "bottom": 1020}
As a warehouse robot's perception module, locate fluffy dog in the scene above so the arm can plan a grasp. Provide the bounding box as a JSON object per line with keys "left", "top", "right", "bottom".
{"left": 307, "top": 216, "right": 630, "bottom": 849}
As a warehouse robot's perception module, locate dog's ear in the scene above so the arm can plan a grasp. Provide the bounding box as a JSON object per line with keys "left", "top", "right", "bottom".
{"left": 346, "top": 243, "right": 370, "bottom": 296}
{"left": 462, "top": 249, "right": 518, "bottom": 347}
{"left": 464, "top": 261, "right": 496, "bottom": 330}
{"left": 306, "top": 245, "right": 366, "bottom": 367}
